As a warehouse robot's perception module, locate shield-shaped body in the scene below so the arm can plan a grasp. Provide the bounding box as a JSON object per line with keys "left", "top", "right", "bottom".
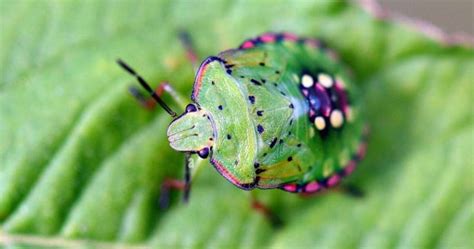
{"left": 168, "top": 33, "right": 367, "bottom": 193}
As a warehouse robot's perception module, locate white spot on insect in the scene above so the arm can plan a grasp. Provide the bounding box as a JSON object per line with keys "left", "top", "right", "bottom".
{"left": 330, "top": 110, "right": 344, "bottom": 128}
{"left": 314, "top": 116, "right": 326, "bottom": 130}
{"left": 301, "top": 74, "right": 314, "bottom": 88}
{"left": 318, "top": 73, "right": 333, "bottom": 88}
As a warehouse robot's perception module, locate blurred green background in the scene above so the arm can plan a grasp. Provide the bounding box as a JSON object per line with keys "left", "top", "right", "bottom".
{"left": 0, "top": 0, "right": 473, "bottom": 248}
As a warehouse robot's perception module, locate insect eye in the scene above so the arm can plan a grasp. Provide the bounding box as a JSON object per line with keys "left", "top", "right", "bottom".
{"left": 197, "top": 147, "right": 209, "bottom": 158}
{"left": 185, "top": 104, "right": 198, "bottom": 113}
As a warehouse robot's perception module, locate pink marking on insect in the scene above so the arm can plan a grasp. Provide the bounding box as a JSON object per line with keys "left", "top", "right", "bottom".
{"left": 304, "top": 181, "right": 321, "bottom": 192}
{"left": 193, "top": 62, "right": 210, "bottom": 99}
{"left": 282, "top": 32, "right": 298, "bottom": 42}
{"left": 282, "top": 184, "right": 298, "bottom": 192}
{"left": 302, "top": 89, "right": 309, "bottom": 96}
{"left": 260, "top": 33, "right": 276, "bottom": 43}
{"left": 344, "top": 160, "right": 357, "bottom": 175}
{"left": 241, "top": 40, "right": 255, "bottom": 49}
{"left": 211, "top": 158, "right": 242, "bottom": 187}
{"left": 327, "top": 175, "right": 341, "bottom": 187}
{"left": 193, "top": 57, "right": 228, "bottom": 99}
{"left": 309, "top": 109, "right": 315, "bottom": 117}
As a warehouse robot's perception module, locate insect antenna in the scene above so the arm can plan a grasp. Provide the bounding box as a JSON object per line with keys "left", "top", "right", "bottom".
{"left": 116, "top": 59, "right": 177, "bottom": 118}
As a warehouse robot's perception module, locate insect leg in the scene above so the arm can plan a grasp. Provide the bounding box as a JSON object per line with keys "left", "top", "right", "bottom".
{"left": 250, "top": 193, "right": 283, "bottom": 228}
{"left": 159, "top": 178, "right": 185, "bottom": 209}
{"left": 129, "top": 82, "right": 188, "bottom": 110}
{"left": 178, "top": 31, "right": 199, "bottom": 70}
{"left": 158, "top": 152, "right": 193, "bottom": 209}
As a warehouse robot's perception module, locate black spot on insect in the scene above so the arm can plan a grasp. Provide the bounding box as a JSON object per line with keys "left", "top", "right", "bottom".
{"left": 279, "top": 139, "right": 284, "bottom": 144}
{"left": 255, "top": 176, "right": 260, "bottom": 184}
{"left": 296, "top": 164, "right": 302, "bottom": 172}
{"left": 257, "top": 110, "right": 264, "bottom": 116}
{"left": 218, "top": 105, "right": 223, "bottom": 110}
{"left": 280, "top": 91, "right": 286, "bottom": 96}
{"left": 287, "top": 156, "right": 293, "bottom": 161}
{"left": 297, "top": 143, "right": 302, "bottom": 147}
{"left": 209, "top": 137, "right": 213, "bottom": 141}
{"left": 269, "top": 137, "right": 277, "bottom": 148}
{"left": 275, "top": 34, "right": 284, "bottom": 42}
{"left": 249, "top": 96, "right": 255, "bottom": 104}
{"left": 226, "top": 69, "right": 232, "bottom": 74}
{"left": 240, "top": 75, "right": 245, "bottom": 78}
{"left": 256, "top": 168, "right": 266, "bottom": 174}
{"left": 226, "top": 64, "right": 235, "bottom": 68}
{"left": 296, "top": 184, "right": 304, "bottom": 193}
{"left": 211, "top": 81, "right": 215, "bottom": 85}
{"left": 288, "top": 131, "right": 292, "bottom": 136}
{"left": 234, "top": 160, "right": 239, "bottom": 165}
{"left": 273, "top": 83, "right": 278, "bottom": 87}
{"left": 257, "top": 125, "right": 264, "bottom": 134}
{"left": 261, "top": 79, "right": 266, "bottom": 83}
{"left": 275, "top": 70, "right": 280, "bottom": 74}
{"left": 254, "top": 39, "right": 263, "bottom": 45}
{"left": 289, "top": 103, "right": 294, "bottom": 109}
{"left": 227, "top": 134, "right": 232, "bottom": 140}
{"left": 205, "top": 56, "right": 226, "bottom": 65}
{"left": 240, "top": 182, "right": 256, "bottom": 190}
{"left": 251, "top": 79, "right": 262, "bottom": 86}
{"left": 254, "top": 162, "right": 260, "bottom": 168}
{"left": 259, "top": 62, "right": 265, "bottom": 66}
{"left": 289, "top": 119, "right": 294, "bottom": 125}
{"left": 263, "top": 153, "right": 267, "bottom": 156}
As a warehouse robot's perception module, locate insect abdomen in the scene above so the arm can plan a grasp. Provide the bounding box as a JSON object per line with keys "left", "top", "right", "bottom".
{"left": 216, "top": 33, "right": 367, "bottom": 192}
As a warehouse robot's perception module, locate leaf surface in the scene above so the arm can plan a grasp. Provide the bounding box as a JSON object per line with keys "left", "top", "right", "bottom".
{"left": 1, "top": 1, "right": 472, "bottom": 248}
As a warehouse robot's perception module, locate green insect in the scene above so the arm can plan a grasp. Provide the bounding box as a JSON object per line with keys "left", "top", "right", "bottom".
{"left": 117, "top": 32, "right": 367, "bottom": 202}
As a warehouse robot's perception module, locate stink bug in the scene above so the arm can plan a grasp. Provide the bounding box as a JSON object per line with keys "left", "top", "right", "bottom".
{"left": 117, "top": 32, "right": 367, "bottom": 202}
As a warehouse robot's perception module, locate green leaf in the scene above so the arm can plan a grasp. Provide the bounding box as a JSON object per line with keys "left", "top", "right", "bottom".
{"left": 1, "top": 0, "right": 472, "bottom": 248}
